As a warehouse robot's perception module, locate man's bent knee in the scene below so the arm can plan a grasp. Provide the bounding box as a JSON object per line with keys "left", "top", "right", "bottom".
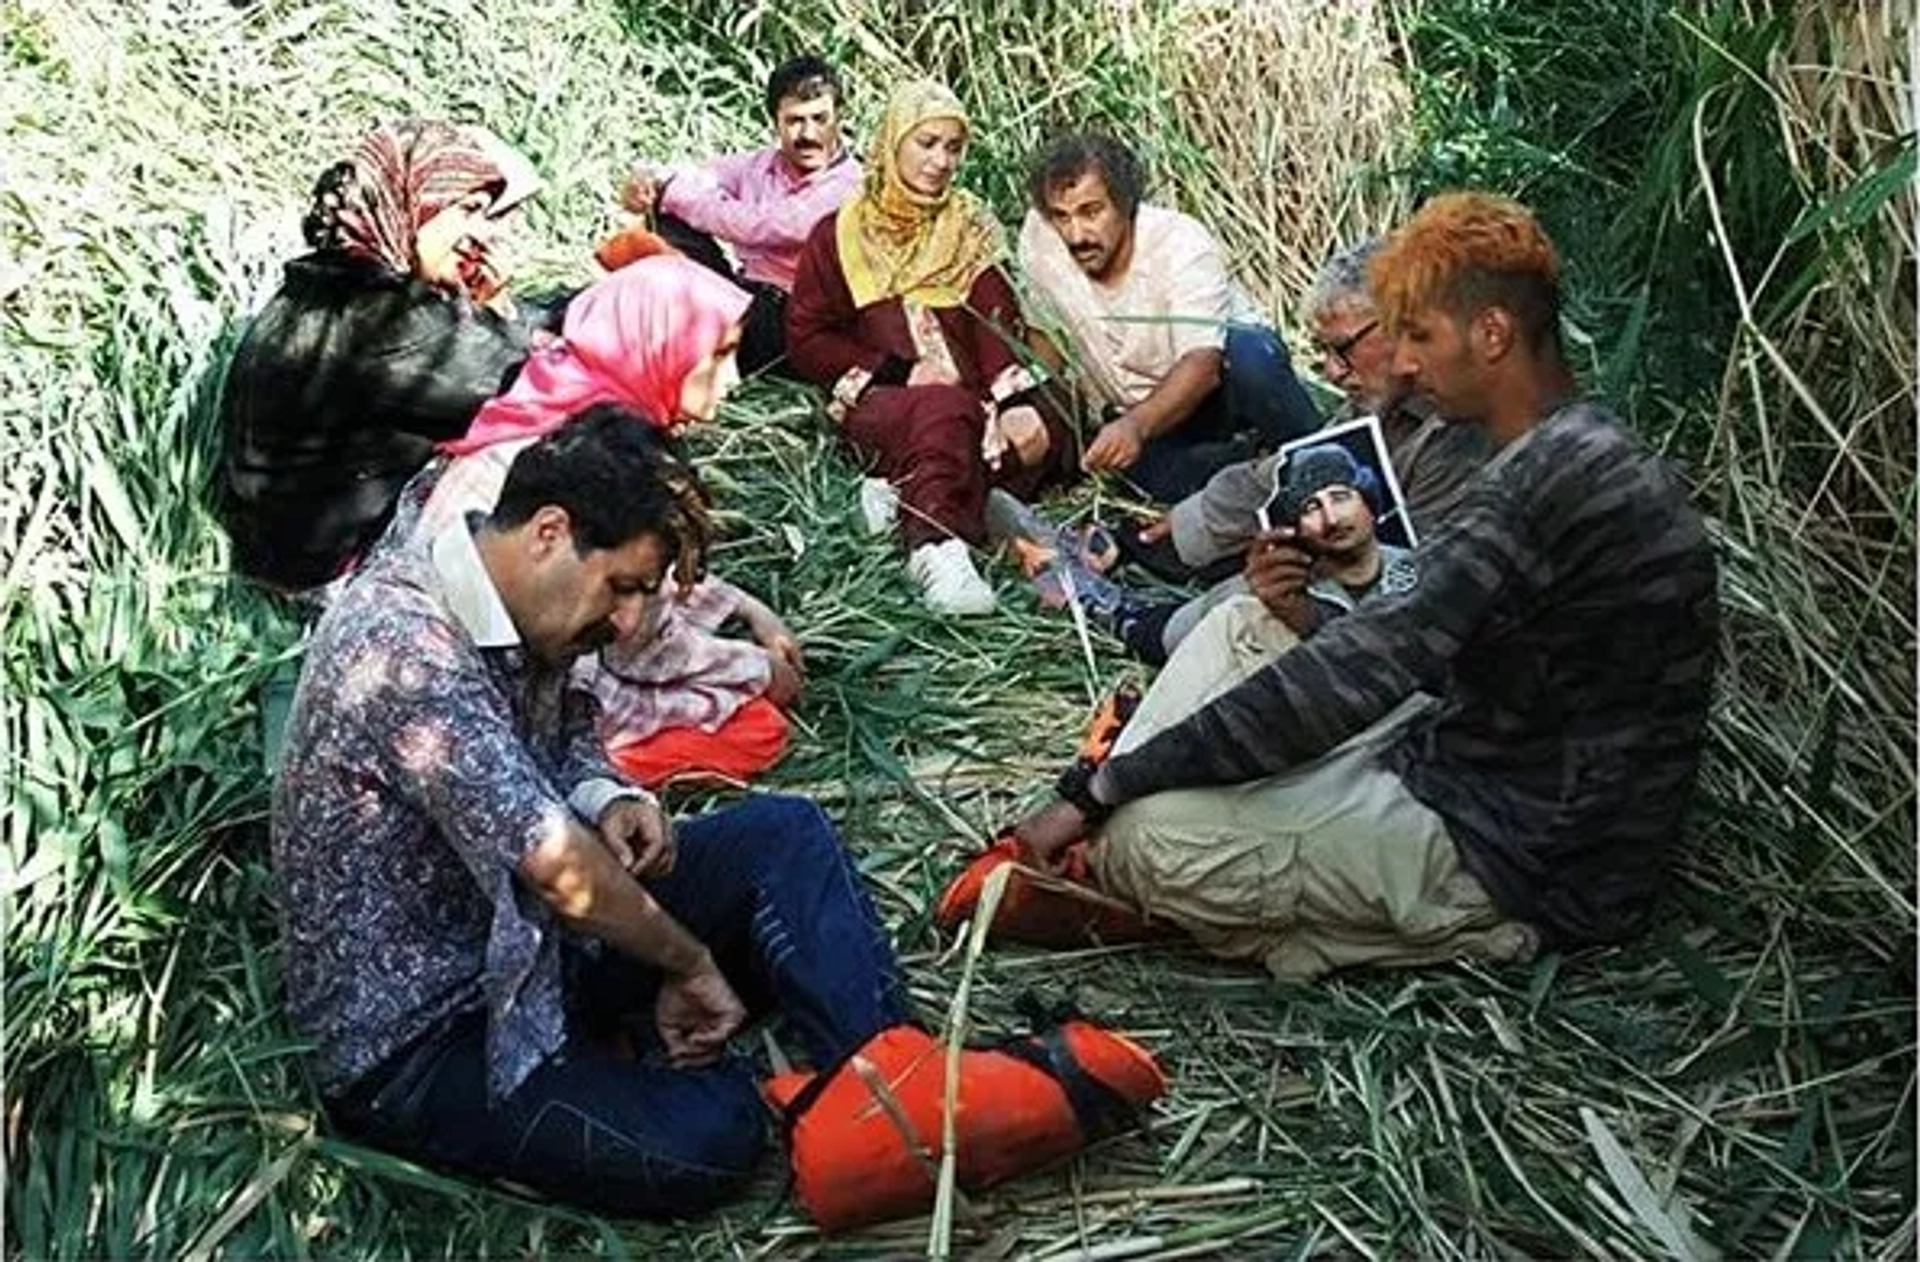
{"left": 1093, "top": 792, "right": 1217, "bottom": 908}
{"left": 552, "top": 1075, "right": 767, "bottom": 1218}
{"left": 733, "top": 794, "right": 843, "bottom": 860}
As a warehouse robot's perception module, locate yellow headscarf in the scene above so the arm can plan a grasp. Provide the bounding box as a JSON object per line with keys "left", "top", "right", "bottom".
{"left": 835, "top": 79, "right": 1005, "bottom": 309}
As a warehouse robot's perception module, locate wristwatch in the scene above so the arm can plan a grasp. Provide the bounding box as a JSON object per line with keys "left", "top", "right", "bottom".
{"left": 1053, "top": 760, "right": 1114, "bottom": 828}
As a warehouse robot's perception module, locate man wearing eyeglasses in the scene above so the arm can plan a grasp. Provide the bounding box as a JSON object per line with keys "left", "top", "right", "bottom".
{"left": 1004, "top": 237, "right": 1491, "bottom": 665}
{"left": 1136, "top": 236, "right": 1491, "bottom": 586}
{"left": 1013, "top": 193, "right": 1719, "bottom": 984}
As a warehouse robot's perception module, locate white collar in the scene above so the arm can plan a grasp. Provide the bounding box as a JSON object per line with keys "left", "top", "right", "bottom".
{"left": 430, "top": 519, "right": 520, "bottom": 650}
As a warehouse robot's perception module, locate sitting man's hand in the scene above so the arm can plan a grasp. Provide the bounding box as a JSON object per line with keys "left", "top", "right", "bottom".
{"left": 599, "top": 794, "right": 677, "bottom": 880}
{"left": 620, "top": 168, "right": 660, "bottom": 215}
{"left": 1013, "top": 798, "right": 1089, "bottom": 874}
{"left": 1083, "top": 415, "right": 1144, "bottom": 473}
{"left": 655, "top": 955, "right": 747, "bottom": 1067}
{"left": 1245, "top": 529, "right": 1318, "bottom": 636}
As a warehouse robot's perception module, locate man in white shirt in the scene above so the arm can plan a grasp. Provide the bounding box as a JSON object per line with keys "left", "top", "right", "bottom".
{"left": 1018, "top": 133, "right": 1319, "bottom": 501}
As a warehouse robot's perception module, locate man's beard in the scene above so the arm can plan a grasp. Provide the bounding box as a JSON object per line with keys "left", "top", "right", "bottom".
{"left": 1358, "top": 381, "right": 1416, "bottom": 419}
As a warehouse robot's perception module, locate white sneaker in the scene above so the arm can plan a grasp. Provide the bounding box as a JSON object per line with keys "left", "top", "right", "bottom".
{"left": 858, "top": 477, "right": 900, "bottom": 536}
{"left": 907, "top": 539, "right": 998, "bottom": 616}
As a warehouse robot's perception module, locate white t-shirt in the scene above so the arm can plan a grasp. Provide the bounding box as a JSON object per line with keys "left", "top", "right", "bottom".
{"left": 1018, "top": 204, "right": 1264, "bottom": 408}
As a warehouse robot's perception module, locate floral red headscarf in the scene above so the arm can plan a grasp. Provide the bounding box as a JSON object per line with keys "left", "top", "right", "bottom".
{"left": 302, "top": 118, "right": 541, "bottom": 291}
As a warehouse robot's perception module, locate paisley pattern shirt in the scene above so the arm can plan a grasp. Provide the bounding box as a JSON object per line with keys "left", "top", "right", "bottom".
{"left": 271, "top": 518, "right": 643, "bottom": 1101}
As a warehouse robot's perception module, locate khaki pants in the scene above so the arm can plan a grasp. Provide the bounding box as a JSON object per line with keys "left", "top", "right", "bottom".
{"left": 1092, "top": 597, "right": 1536, "bottom": 980}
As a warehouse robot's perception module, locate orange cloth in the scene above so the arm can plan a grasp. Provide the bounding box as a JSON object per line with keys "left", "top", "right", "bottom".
{"left": 765, "top": 1021, "right": 1167, "bottom": 1232}
{"left": 933, "top": 836, "right": 1178, "bottom": 949}
{"left": 606, "top": 697, "right": 791, "bottom": 789}
{"left": 594, "top": 223, "right": 676, "bottom": 272}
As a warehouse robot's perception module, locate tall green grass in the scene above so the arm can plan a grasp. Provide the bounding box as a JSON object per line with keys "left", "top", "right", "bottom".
{"left": 1398, "top": 0, "right": 1916, "bottom": 928}
{"left": 1393, "top": 2, "right": 1916, "bottom": 1254}
{"left": 644, "top": 0, "right": 1411, "bottom": 316}
{"left": 4, "top": 0, "right": 1913, "bottom": 1257}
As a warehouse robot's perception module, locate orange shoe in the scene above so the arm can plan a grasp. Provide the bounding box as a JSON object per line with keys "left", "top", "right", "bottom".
{"left": 593, "top": 223, "right": 677, "bottom": 272}
{"left": 1076, "top": 681, "right": 1142, "bottom": 767}
{"left": 932, "top": 835, "right": 1174, "bottom": 949}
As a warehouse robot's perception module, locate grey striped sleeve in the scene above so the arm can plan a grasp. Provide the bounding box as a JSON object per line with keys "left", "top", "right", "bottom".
{"left": 1095, "top": 477, "right": 1530, "bottom": 804}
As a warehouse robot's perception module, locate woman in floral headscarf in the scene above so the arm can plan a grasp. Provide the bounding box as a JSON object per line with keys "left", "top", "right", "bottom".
{"left": 787, "top": 79, "right": 1075, "bottom": 616}
{"left": 218, "top": 118, "right": 553, "bottom": 594}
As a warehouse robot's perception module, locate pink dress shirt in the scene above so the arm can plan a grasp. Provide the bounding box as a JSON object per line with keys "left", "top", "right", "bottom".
{"left": 658, "top": 147, "right": 862, "bottom": 291}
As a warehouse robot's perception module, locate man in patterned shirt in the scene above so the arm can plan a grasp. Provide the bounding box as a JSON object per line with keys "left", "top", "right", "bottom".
{"left": 273, "top": 411, "right": 906, "bottom": 1216}
{"left": 1013, "top": 192, "right": 1719, "bottom": 978}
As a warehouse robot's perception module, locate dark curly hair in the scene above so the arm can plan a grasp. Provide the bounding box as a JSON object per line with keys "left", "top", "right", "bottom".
{"left": 491, "top": 405, "right": 713, "bottom": 586}
{"left": 1027, "top": 131, "right": 1145, "bottom": 220}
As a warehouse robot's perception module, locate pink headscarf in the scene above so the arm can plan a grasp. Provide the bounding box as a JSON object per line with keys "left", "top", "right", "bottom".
{"left": 444, "top": 254, "right": 752, "bottom": 455}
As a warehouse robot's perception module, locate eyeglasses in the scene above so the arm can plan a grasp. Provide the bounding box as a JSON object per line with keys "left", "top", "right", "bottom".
{"left": 1314, "top": 320, "right": 1379, "bottom": 373}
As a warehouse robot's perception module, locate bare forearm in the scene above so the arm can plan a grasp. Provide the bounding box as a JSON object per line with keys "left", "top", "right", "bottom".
{"left": 521, "top": 824, "right": 708, "bottom": 975}
{"left": 579, "top": 880, "right": 709, "bottom": 975}
{"left": 1125, "top": 348, "right": 1223, "bottom": 439}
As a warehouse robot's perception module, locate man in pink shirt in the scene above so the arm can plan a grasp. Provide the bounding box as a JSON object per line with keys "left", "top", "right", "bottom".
{"left": 623, "top": 56, "right": 862, "bottom": 377}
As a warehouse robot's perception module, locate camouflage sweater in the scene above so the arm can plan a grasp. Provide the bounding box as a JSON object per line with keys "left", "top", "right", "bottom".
{"left": 1094, "top": 402, "right": 1719, "bottom": 946}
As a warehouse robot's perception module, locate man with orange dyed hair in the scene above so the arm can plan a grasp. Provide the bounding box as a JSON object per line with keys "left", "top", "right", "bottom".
{"left": 1013, "top": 193, "right": 1719, "bottom": 978}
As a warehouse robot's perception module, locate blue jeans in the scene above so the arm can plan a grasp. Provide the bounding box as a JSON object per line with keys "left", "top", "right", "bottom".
{"left": 326, "top": 795, "right": 908, "bottom": 1218}
{"left": 1128, "top": 323, "right": 1320, "bottom": 503}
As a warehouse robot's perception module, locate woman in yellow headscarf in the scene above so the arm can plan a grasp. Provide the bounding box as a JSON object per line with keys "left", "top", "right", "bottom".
{"left": 789, "top": 79, "right": 1074, "bottom": 617}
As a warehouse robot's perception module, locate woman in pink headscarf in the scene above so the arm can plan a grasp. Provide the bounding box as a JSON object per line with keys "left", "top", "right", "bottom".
{"left": 403, "top": 252, "right": 806, "bottom": 789}
{"left": 446, "top": 251, "right": 750, "bottom": 453}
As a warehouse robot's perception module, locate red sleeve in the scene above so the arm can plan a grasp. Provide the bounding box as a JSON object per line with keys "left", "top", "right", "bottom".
{"left": 963, "top": 265, "right": 1030, "bottom": 388}
{"left": 785, "top": 218, "right": 891, "bottom": 387}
